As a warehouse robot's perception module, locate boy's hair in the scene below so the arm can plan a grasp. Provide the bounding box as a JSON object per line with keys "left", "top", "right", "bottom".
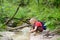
{"left": 29, "top": 18, "right": 37, "bottom": 22}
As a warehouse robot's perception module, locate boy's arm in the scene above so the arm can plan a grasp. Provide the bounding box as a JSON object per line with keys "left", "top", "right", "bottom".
{"left": 30, "top": 26, "right": 37, "bottom": 33}
{"left": 34, "top": 26, "right": 37, "bottom": 31}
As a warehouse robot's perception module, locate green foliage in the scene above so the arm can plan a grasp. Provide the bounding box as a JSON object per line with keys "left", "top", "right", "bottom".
{"left": 0, "top": 0, "right": 60, "bottom": 31}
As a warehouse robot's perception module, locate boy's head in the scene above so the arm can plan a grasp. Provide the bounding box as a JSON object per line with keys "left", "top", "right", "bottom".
{"left": 29, "top": 18, "right": 37, "bottom": 25}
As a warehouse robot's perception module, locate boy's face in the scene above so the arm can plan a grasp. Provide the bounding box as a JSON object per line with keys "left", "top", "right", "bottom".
{"left": 29, "top": 20, "right": 35, "bottom": 25}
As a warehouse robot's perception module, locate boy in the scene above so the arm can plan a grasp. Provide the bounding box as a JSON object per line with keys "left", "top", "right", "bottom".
{"left": 29, "top": 18, "right": 43, "bottom": 34}
{"left": 29, "top": 18, "right": 53, "bottom": 37}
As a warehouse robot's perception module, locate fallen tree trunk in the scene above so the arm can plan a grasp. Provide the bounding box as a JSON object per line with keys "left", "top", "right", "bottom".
{"left": 6, "top": 23, "right": 31, "bottom": 31}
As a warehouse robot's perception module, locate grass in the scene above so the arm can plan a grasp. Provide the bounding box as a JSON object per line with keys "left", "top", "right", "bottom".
{"left": 0, "top": 0, "right": 60, "bottom": 31}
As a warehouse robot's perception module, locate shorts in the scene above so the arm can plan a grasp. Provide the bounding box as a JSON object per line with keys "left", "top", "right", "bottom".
{"left": 33, "top": 26, "right": 43, "bottom": 32}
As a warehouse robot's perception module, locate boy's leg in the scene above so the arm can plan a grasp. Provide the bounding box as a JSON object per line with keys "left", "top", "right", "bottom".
{"left": 37, "top": 27, "right": 43, "bottom": 32}
{"left": 33, "top": 27, "right": 43, "bottom": 36}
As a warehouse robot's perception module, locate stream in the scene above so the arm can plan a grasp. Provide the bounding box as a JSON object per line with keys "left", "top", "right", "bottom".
{"left": 0, "top": 27, "right": 31, "bottom": 40}
{"left": 13, "top": 27, "right": 31, "bottom": 40}
{"left": 0, "top": 27, "right": 60, "bottom": 40}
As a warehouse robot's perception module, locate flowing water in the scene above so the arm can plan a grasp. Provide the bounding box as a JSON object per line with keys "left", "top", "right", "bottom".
{"left": 12, "top": 28, "right": 60, "bottom": 40}
{"left": 12, "top": 27, "right": 31, "bottom": 40}
{"left": 0, "top": 27, "right": 60, "bottom": 40}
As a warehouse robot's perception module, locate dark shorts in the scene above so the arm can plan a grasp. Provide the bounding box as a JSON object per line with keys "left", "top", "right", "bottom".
{"left": 33, "top": 26, "right": 43, "bottom": 32}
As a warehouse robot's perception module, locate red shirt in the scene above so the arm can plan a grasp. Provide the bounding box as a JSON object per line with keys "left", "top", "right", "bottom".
{"left": 35, "top": 22, "right": 42, "bottom": 27}
{"left": 33, "top": 21, "right": 43, "bottom": 31}
{"left": 34, "top": 21, "right": 43, "bottom": 31}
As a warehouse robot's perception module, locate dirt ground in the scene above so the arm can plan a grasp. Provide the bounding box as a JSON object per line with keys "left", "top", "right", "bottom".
{"left": 30, "top": 33, "right": 60, "bottom": 40}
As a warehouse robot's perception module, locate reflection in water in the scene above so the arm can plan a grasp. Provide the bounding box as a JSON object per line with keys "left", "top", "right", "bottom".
{"left": 13, "top": 27, "right": 31, "bottom": 40}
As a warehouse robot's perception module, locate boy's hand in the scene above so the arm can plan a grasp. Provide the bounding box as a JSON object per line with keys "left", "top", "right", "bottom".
{"left": 30, "top": 29, "right": 34, "bottom": 33}
{"left": 30, "top": 29, "right": 36, "bottom": 33}
{"left": 29, "top": 26, "right": 37, "bottom": 33}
